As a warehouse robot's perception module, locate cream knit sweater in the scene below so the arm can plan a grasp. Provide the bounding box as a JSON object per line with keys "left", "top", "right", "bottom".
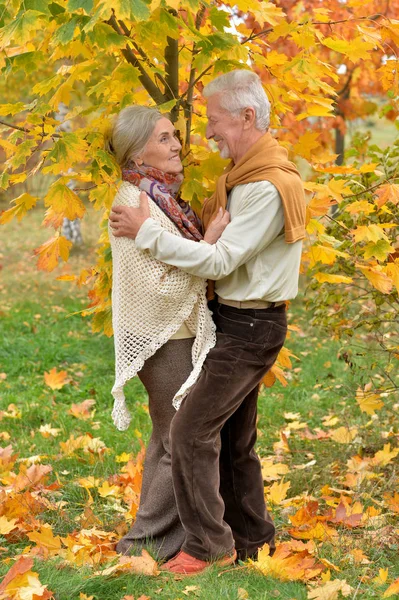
{"left": 109, "top": 182, "right": 216, "bottom": 431}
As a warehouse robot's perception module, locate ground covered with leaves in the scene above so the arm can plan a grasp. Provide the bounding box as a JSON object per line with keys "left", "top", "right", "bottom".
{"left": 1, "top": 210, "right": 399, "bottom": 600}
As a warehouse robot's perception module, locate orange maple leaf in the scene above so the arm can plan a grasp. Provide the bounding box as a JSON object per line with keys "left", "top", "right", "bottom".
{"left": 33, "top": 233, "right": 72, "bottom": 272}
{"left": 383, "top": 577, "right": 399, "bottom": 598}
{"left": 44, "top": 367, "right": 68, "bottom": 390}
{"left": 68, "top": 399, "right": 96, "bottom": 419}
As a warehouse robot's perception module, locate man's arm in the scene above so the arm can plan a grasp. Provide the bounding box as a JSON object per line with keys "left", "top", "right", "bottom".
{"left": 135, "top": 182, "right": 284, "bottom": 281}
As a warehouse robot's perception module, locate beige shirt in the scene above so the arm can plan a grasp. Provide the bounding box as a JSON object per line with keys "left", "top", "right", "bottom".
{"left": 135, "top": 181, "right": 303, "bottom": 302}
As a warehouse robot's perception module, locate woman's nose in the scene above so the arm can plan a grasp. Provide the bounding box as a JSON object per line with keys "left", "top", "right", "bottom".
{"left": 173, "top": 138, "right": 182, "bottom": 151}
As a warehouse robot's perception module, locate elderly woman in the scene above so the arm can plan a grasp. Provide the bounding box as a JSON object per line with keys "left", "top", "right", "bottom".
{"left": 107, "top": 105, "right": 226, "bottom": 561}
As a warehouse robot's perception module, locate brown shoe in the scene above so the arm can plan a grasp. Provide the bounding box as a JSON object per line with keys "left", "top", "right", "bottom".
{"left": 160, "top": 549, "right": 237, "bottom": 576}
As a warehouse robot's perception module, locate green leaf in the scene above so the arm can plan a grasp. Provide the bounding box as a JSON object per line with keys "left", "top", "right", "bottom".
{"left": 363, "top": 240, "right": 394, "bottom": 261}
{"left": 130, "top": 0, "right": 150, "bottom": 21}
{"left": 0, "top": 10, "right": 45, "bottom": 47}
{"left": 54, "top": 16, "right": 79, "bottom": 45}
{"left": 23, "top": 0, "right": 51, "bottom": 14}
{"left": 9, "top": 51, "right": 45, "bottom": 75}
{"left": 209, "top": 6, "right": 230, "bottom": 31}
{"left": 45, "top": 133, "right": 88, "bottom": 174}
{"left": 88, "top": 23, "right": 126, "bottom": 48}
{"left": 67, "top": 0, "right": 93, "bottom": 13}
{"left": 6, "top": 140, "right": 37, "bottom": 171}
{"left": 48, "top": 2, "right": 65, "bottom": 15}
{"left": 0, "top": 172, "right": 10, "bottom": 190}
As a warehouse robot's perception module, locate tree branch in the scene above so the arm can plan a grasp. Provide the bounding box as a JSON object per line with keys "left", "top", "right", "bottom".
{"left": 0, "top": 119, "right": 30, "bottom": 133}
{"left": 107, "top": 12, "right": 166, "bottom": 105}
{"left": 182, "top": 4, "right": 207, "bottom": 145}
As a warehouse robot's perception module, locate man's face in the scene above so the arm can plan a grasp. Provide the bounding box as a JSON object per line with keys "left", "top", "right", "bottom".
{"left": 206, "top": 94, "right": 245, "bottom": 163}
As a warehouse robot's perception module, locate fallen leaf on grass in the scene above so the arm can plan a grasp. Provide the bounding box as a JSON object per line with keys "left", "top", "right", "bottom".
{"left": 250, "top": 542, "right": 323, "bottom": 582}
{"left": 383, "top": 577, "right": 399, "bottom": 597}
{"left": 267, "top": 479, "right": 291, "bottom": 505}
{"left": 183, "top": 585, "right": 201, "bottom": 596}
{"left": 94, "top": 551, "right": 159, "bottom": 576}
{"left": 307, "top": 578, "right": 353, "bottom": 599}
{"left": 0, "top": 515, "right": 18, "bottom": 535}
{"left": 0, "top": 556, "right": 54, "bottom": 600}
{"left": 237, "top": 588, "right": 249, "bottom": 599}
{"left": 68, "top": 399, "right": 96, "bottom": 420}
{"left": 44, "top": 367, "right": 68, "bottom": 390}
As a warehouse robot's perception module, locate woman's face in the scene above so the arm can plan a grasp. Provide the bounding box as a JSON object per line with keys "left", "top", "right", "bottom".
{"left": 138, "top": 117, "right": 183, "bottom": 174}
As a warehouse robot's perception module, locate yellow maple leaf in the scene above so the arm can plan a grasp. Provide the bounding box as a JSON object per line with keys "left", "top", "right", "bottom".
{"left": 345, "top": 200, "right": 375, "bottom": 215}
{"left": 267, "top": 479, "right": 291, "bottom": 505}
{"left": 372, "top": 443, "right": 399, "bottom": 467}
{"left": 293, "top": 132, "right": 322, "bottom": 161}
{"left": 356, "top": 387, "right": 384, "bottom": 415}
{"left": 44, "top": 367, "right": 68, "bottom": 390}
{"left": 308, "top": 578, "right": 353, "bottom": 599}
{"left": 0, "top": 515, "right": 18, "bottom": 535}
{"left": 329, "top": 426, "right": 358, "bottom": 444}
{"left": 34, "top": 233, "right": 72, "bottom": 272}
{"left": 97, "top": 481, "right": 121, "bottom": 498}
{"left": 44, "top": 180, "right": 85, "bottom": 220}
{"left": 385, "top": 261, "right": 399, "bottom": 293}
{"left": 261, "top": 458, "right": 289, "bottom": 481}
{"left": 373, "top": 567, "right": 389, "bottom": 584}
{"left": 27, "top": 524, "right": 63, "bottom": 557}
{"left": 313, "top": 273, "right": 353, "bottom": 284}
{"left": 0, "top": 193, "right": 38, "bottom": 224}
{"left": 94, "top": 551, "right": 159, "bottom": 576}
{"left": 357, "top": 264, "right": 393, "bottom": 294}
{"left": 327, "top": 179, "right": 352, "bottom": 202}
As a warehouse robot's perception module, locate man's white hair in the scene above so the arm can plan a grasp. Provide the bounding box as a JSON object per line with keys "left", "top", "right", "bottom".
{"left": 203, "top": 69, "right": 270, "bottom": 132}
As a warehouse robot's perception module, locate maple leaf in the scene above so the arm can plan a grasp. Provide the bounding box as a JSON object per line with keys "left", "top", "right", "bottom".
{"left": 0, "top": 515, "right": 18, "bottom": 535}
{"left": 375, "top": 184, "right": 399, "bottom": 208}
{"left": 33, "top": 234, "right": 72, "bottom": 272}
{"left": 44, "top": 367, "right": 68, "bottom": 390}
{"left": 356, "top": 264, "right": 393, "bottom": 294}
{"left": 44, "top": 180, "right": 85, "bottom": 220}
{"left": 261, "top": 458, "right": 289, "bottom": 481}
{"left": 94, "top": 551, "right": 159, "bottom": 576}
{"left": 38, "top": 424, "right": 61, "bottom": 438}
{"left": 251, "top": 542, "right": 323, "bottom": 582}
{"left": 267, "top": 478, "right": 291, "bottom": 505}
{"left": 373, "top": 567, "right": 389, "bottom": 584}
{"left": 68, "top": 398, "right": 96, "bottom": 419}
{"left": 330, "top": 501, "right": 362, "bottom": 528}
{"left": 308, "top": 578, "right": 353, "bottom": 599}
{"left": 313, "top": 273, "right": 353, "bottom": 284}
{"left": 356, "top": 387, "right": 384, "bottom": 415}
{"left": 293, "top": 132, "right": 322, "bottom": 160}
{"left": 371, "top": 443, "right": 399, "bottom": 467}
{"left": 329, "top": 427, "right": 358, "bottom": 444}
{"left": 383, "top": 577, "right": 399, "bottom": 598}
{"left": 383, "top": 492, "right": 399, "bottom": 514}
{"left": 0, "top": 193, "right": 38, "bottom": 224}
{"left": 27, "top": 524, "right": 63, "bottom": 558}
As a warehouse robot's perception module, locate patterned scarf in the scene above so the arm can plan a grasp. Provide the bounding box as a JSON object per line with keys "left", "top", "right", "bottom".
{"left": 122, "top": 163, "right": 203, "bottom": 242}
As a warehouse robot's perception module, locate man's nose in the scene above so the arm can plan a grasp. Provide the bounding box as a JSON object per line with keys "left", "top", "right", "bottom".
{"left": 205, "top": 123, "right": 213, "bottom": 140}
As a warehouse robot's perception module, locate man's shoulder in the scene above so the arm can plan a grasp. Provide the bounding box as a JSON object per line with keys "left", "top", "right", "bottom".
{"left": 230, "top": 180, "right": 280, "bottom": 202}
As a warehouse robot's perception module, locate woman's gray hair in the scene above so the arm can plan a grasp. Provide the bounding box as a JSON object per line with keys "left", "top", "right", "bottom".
{"left": 203, "top": 70, "right": 270, "bottom": 132}
{"left": 105, "top": 105, "right": 163, "bottom": 167}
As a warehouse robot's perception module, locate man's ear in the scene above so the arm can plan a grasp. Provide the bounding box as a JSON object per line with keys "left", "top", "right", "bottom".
{"left": 243, "top": 107, "right": 256, "bottom": 129}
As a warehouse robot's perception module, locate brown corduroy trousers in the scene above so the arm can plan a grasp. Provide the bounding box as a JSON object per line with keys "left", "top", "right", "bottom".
{"left": 116, "top": 337, "right": 194, "bottom": 560}
{"left": 170, "top": 302, "right": 287, "bottom": 561}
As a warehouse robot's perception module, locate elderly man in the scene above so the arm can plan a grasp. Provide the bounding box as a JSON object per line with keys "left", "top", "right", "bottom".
{"left": 110, "top": 69, "right": 306, "bottom": 575}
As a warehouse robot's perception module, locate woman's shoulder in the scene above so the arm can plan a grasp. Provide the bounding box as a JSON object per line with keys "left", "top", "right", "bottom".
{"left": 113, "top": 181, "right": 141, "bottom": 207}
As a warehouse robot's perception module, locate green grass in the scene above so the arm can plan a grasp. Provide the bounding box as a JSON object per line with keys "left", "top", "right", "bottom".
{"left": 0, "top": 206, "right": 398, "bottom": 599}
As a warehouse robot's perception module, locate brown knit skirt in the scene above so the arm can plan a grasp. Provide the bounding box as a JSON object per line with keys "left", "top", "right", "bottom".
{"left": 116, "top": 337, "right": 194, "bottom": 561}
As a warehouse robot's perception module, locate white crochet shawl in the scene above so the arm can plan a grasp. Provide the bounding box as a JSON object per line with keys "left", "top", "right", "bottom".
{"left": 109, "top": 181, "right": 216, "bottom": 431}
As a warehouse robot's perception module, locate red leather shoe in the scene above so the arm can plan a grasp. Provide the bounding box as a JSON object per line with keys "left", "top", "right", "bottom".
{"left": 160, "top": 549, "right": 237, "bottom": 576}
